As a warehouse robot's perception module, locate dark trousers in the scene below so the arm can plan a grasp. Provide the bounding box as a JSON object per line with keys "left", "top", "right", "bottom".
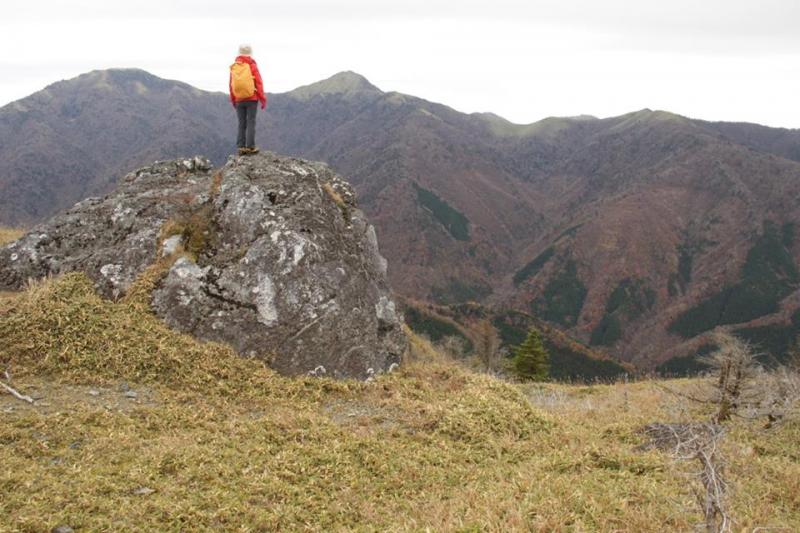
{"left": 236, "top": 101, "right": 258, "bottom": 148}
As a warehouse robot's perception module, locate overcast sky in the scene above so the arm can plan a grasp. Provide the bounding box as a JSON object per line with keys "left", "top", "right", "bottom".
{"left": 2, "top": 0, "right": 799, "bottom": 128}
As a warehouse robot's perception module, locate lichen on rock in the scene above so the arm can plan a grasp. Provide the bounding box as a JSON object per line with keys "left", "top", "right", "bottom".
{"left": 0, "top": 152, "right": 407, "bottom": 379}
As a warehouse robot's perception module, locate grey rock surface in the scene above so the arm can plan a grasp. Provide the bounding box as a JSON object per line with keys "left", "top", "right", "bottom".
{"left": 0, "top": 156, "right": 213, "bottom": 298}
{"left": 0, "top": 152, "right": 406, "bottom": 379}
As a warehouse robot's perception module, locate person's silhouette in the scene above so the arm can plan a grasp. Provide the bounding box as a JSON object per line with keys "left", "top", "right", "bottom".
{"left": 229, "top": 44, "right": 266, "bottom": 155}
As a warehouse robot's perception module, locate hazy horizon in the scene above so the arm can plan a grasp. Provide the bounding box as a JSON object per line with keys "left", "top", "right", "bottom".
{"left": 2, "top": 0, "right": 799, "bottom": 129}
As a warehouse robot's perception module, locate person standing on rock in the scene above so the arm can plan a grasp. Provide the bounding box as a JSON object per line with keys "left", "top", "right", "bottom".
{"left": 229, "top": 44, "right": 267, "bottom": 155}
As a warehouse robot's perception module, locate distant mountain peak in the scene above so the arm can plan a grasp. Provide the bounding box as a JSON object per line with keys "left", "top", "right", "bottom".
{"left": 288, "top": 71, "right": 381, "bottom": 100}
{"left": 608, "top": 109, "right": 694, "bottom": 133}
{"left": 78, "top": 68, "right": 158, "bottom": 85}
{"left": 35, "top": 68, "right": 198, "bottom": 100}
{"left": 626, "top": 108, "right": 685, "bottom": 122}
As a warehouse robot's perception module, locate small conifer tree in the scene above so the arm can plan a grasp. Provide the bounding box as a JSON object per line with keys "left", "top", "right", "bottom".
{"left": 512, "top": 327, "right": 550, "bottom": 381}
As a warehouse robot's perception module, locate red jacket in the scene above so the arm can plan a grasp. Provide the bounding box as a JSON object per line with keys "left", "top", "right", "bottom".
{"left": 229, "top": 55, "right": 266, "bottom": 109}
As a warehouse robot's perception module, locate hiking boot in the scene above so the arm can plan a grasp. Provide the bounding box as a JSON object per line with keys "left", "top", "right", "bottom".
{"left": 237, "top": 147, "right": 249, "bottom": 155}
{"left": 246, "top": 147, "right": 260, "bottom": 155}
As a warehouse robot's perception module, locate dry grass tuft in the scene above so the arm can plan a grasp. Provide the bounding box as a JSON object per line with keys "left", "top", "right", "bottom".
{"left": 405, "top": 324, "right": 449, "bottom": 363}
{"left": 0, "top": 226, "right": 25, "bottom": 246}
{"left": 322, "top": 182, "right": 345, "bottom": 207}
{"left": 322, "top": 182, "right": 351, "bottom": 222}
{"left": 157, "top": 204, "right": 215, "bottom": 260}
{"left": 210, "top": 169, "right": 224, "bottom": 199}
{"left": 0, "top": 272, "right": 275, "bottom": 398}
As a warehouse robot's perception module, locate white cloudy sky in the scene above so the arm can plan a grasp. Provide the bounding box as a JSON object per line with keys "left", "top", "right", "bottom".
{"left": 2, "top": 0, "right": 799, "bottom": 128}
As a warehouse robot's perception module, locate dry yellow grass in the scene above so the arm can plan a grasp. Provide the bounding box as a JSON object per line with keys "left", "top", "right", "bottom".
{"left": 0, "top": 273, "right": 798, "bottom": 531}
{"left": 0, "top": 226, "right": 24, "bottom": 246}
{"left": 322, "top": 182, "right": 351, "bottom": 222}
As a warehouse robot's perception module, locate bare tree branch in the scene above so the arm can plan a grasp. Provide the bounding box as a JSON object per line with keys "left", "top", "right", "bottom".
{"left": 0, "top": 379, "right": 34, "bottom": 404}
{"left": 642, "top": 422, "right": 730, "bottom": 532}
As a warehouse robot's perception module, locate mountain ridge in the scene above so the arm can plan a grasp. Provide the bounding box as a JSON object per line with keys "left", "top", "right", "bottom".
{"left": 2, "top": 68, "right": 800, "bottom": 370}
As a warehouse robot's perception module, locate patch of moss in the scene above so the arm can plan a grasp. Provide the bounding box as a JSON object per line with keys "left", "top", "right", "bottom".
{"left": 532, "top": 260, "right": 587, "bottom": 327}
{"left": 669, "top": 222, "right": 800, "bottom": 338}
{"left": 413, "top": 182, "right": 470, "bottom": 241}
{"left": 513, "top": 247, "right": 555, "bottom": 286}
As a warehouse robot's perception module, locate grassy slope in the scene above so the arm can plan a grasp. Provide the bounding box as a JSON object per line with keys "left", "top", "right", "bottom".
{"left": 0, "top": 273, "right": 798, "bottom": 531}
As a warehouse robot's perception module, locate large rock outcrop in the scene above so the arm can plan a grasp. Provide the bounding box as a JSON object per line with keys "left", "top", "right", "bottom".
{"left": 0, "top": 152, "right": 406, "bottom": 379}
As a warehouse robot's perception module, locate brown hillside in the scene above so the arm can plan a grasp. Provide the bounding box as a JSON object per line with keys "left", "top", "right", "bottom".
{"left": 2, "top": 70, "right": 800, "bottom": 369}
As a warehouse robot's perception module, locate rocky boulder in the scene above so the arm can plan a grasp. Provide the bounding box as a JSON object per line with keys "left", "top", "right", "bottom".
{"left": 0, "top": 152, "right": 407, "bottom": 379}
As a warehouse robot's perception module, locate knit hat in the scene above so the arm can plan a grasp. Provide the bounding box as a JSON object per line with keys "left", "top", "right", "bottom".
{"left": 238, "top": 44, "right": 252, "bottom": 56}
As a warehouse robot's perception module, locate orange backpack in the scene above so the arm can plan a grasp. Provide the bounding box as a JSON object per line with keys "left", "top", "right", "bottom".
{"left": 230, "top": 62, "right": 256, "bottom": 99}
